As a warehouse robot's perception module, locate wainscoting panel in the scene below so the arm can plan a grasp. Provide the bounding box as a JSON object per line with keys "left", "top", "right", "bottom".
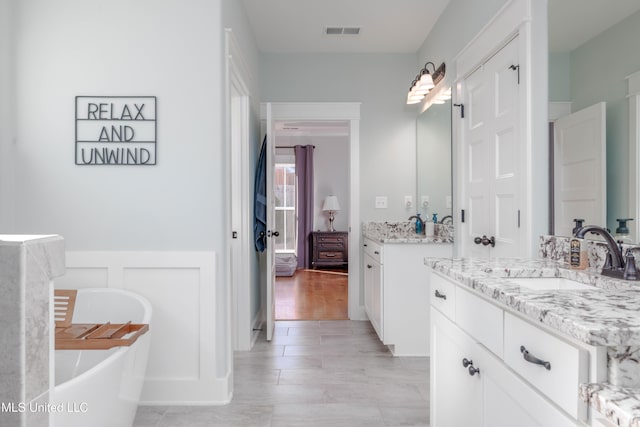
{"left": 56, "top": 251, "right": 229, "bottom": 404}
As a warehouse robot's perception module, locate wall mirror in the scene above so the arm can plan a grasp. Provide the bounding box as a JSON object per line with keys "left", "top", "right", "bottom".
{"left": 416, "top": 98, "right": 452, "bottom": 226}
{"left": 548, "top": 1, "right": 640, "bottom": 240}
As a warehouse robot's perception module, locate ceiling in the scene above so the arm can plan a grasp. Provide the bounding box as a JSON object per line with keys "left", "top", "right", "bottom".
{"left": 241, "top": 0, "right": 640, "bottom": 54}
{"left": 240, "top": 0, "right": 450, "bottom": 54}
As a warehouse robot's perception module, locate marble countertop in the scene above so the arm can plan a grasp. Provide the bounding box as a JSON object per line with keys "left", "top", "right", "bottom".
{"left": 427, "top": 258, "right": 640, "bottom": 347}
{"left": 362, "top": 222, "right": 453, "bottom": 244}
{"left": 581, "top": 383, "right": 640, "bottom": 427}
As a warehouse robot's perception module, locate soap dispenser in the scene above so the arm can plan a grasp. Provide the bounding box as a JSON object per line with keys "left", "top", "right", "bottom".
{"left": 426, "top": 213, "right": 436, "bottom": 237}
{"left": 615, "top": 218, "right": 634, "bottom": 244}
{"left": 569, "top": 236, "right": 587, "bottom": 270}
{"left": 414, "top": 214, "right": 423, "bottom": 235}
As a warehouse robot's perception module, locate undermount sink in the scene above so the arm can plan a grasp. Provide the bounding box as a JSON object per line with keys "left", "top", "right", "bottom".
{"left": 508, "top": 277, "right": 595, "bottom": 291}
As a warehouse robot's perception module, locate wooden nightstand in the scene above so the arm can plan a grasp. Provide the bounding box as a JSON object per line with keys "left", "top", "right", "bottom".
{"left": 310, "top": 231, "right": 348, "bottom": 269}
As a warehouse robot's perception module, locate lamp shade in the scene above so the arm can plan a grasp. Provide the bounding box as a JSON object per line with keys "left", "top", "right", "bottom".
{"left": 418, "top": 72, "right": 435, "bottom": 90}
{"left": 322, "top": 195, "right": 341, "bottom": 212}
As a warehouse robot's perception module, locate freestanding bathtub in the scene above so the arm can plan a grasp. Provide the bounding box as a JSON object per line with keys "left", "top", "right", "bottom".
{"left": 52, "top": 288, "right": 152, "bottom": 427}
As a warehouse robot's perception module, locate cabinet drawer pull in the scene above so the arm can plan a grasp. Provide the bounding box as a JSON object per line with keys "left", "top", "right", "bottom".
{"left": 520, "top": 345, "right": 551, "bottom": 370}
{"left": 462, "top": 358, "right": 480, "bottom": 376}
{"left": 325, "top": 253, "right": 336, "bottom": 257}
{"left": 374, "top": 250, "right": 380, "bottom": 254}
{"left": 367, "top": 264, "right": 373, "bottom": 269}
{"left": 434, "top": 290, "right": 447, "bottom": 300}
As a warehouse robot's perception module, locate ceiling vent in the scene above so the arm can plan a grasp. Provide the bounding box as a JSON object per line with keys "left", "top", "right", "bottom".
{"left": 324, "top": 26, "right": 361, "bottom": 36}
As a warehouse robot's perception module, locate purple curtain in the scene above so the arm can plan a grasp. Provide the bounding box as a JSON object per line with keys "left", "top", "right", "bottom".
{"left": 294, "top": 145, "right": 314, "bottom": 269}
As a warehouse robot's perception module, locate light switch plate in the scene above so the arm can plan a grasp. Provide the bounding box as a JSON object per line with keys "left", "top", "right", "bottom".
{"left": 375, "top": 196, "right": 388, "bottom": 209}
{"left": 421, "top": 196, "right": 430, "bottom": 208}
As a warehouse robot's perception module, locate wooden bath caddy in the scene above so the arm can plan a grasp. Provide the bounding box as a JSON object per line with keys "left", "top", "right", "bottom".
{"left": 54, "top": 289, "right": 149, "bottom": 350}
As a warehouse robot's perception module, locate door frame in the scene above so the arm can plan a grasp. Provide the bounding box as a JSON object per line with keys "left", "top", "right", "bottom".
{"left": 260, "top": 102, "right": 363, "bottom": 320}
{"left": 225, "top": 29, "right": 253, "bottom": 351}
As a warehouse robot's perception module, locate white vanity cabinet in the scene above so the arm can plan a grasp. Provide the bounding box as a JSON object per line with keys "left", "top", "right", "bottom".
{"left": 363, "top": 238, "right": 452, "bottom": 356}
{"left": 430, "top": 270, "right": 597, "bottom": 426}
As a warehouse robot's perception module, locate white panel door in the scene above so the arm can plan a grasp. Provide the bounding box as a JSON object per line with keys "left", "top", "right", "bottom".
{"left": 265, "top": 104, "right": 276, "bottom": 341}
{"left": 553, "top": 102, "right": 606, "bottom": 237}
{"left": 460, "top": 36, "right": 522, "bottom": 258}
{"left": 463, "top": 61, "right": 492, "bottom": 258}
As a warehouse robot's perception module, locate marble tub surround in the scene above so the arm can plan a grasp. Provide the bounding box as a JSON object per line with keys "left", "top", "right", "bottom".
{"left": 0, "top": 235, "right": 65, "bottom": 427}
{"left": 580, "top": 383, "right": 640, "bottom": 427}
{"left": 362, "top": 221, "right": 453, "bottom": 243}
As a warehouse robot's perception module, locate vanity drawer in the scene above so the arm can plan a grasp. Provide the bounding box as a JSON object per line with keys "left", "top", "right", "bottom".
{"left": 504, "top": 312, "right": 588, "bottom": 420}
{"left": 363, "top": 239, "right": 383, "bottom": 264}
{"left": 430, "top": 272, "right": 456, "bottom": 320}
{"left": 455, "top": 286, "right": 504, "bottom": 358}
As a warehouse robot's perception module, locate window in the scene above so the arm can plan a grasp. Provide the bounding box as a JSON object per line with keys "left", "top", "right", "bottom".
{"left": 274, "top": 163, "right": 296, "bottom": 253}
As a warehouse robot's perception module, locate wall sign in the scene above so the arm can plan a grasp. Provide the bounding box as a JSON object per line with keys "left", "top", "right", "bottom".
{"left": 75, "top": 96, "right": 157, "bottom": 165}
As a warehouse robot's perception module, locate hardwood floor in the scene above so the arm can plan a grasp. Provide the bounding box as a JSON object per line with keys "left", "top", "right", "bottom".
{"left": 275, "top": 269, "right": 348, "bottom": 321}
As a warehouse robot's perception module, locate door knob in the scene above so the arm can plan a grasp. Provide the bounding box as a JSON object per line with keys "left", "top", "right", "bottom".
{"left": 473, "top": 235, "right": 495, "bottom": 247}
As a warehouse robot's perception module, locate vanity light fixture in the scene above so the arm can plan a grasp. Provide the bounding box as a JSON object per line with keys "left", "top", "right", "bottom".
{"left": 406, "top": 62, "right": 446, "bottom": 105}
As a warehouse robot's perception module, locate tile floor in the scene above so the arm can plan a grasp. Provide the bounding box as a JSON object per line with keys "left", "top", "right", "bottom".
{"left": 133, "top": 320, "right": 430, "bottom": 427}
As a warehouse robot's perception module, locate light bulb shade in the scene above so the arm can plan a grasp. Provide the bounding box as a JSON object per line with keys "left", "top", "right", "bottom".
{"left": 322, "top": 195, "right": 340, "bottom": 211}
{"left": 406, "top": 97, "right": 421, "bottom": 105}
{"left": 408, "top": 93, "right": 424, "bottom": 101}
{"left": 418, "top": 73, "right": 435, "bottom": 90}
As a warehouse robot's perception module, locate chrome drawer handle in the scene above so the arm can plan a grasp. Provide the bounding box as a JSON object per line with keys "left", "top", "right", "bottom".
{"left": 434, "top": 290, "right": 447, "bottom": 300}
{"left": 325, "top": 253, "right": 336, "bottom": 257}
{"left": 374, "top": 250, "right": 380, "bottom": 254}
{"left": 520, "top": 346, "right": 551, "bottom": 370}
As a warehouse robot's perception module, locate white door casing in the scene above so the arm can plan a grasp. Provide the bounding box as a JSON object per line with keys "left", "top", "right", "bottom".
{"left": 226, "top": 28, "right": 254, "bottom": 351}
{"left": 260, "top": 102, "right": 362, "bottom": 321}
{"left": 553, "top": 102, "right": 606, "bottom": 237}
{"left": 265, "top": 104, "right": 276, "bottom": 341}
{"left": 459, "top": 36, "right": 523, "bottom": 258}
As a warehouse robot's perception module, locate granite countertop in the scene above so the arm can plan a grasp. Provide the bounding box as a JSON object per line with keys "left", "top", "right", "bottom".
{"left": 581, "top": 383, "right": 640, "bottom": 427}
{"left": 427, "top": 257, "right": 640, "bottom": 346}
{"left": 428, "top": 257, "right": 640, "bottom": 427}
{"left": 363, "top": 221, "right": 454, "bottom": 244}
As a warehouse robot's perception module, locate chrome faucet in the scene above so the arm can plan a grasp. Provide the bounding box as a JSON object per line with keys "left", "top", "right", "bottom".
{"left": 574, "top": 225, "right": 639, "bottom": 280}
{"left": 408, "top": 215, "right": 425, "bottom": 235}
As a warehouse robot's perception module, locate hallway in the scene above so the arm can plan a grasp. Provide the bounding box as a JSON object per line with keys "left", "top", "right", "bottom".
{"left": 275, "top": 269, "right": 348, "bottom": 320}
{"left": 133, "top": 320, "right": 430, "bottom": 426}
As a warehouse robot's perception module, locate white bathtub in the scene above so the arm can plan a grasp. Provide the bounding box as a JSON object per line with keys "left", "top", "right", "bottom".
{"left": 52, "top": 288, "right": 152, "bottom": 427}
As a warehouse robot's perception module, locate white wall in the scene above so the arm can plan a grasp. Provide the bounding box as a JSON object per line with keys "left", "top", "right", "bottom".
{"left": 260, "top": 53, "right": 418, "bottom": 223}
{"left": 11, "top": 0, "right": 243, "bottom": 404}
{"left": 14, "top": 0, "right": 224, "bottom": 251}
{"left": 0, "top": 0, "right": 16, "bottom": 229}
